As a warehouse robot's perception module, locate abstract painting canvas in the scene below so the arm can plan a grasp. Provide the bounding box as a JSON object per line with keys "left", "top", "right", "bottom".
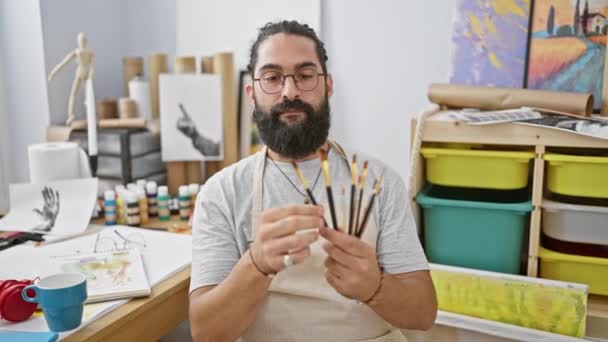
{"left": 449, "top": 0, "right": 532, "bottom": 88}
{"left": 528, "top": 0, "right": 608, "bottom": 110}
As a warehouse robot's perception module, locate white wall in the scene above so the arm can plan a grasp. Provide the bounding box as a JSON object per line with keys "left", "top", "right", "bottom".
{"left": 40, "top": 0, "right": 176, "bottom": 125}
{"left": 125, "top": 0, "right": 176, "bottom": 58}
{"left": 323, "top": 0, "right": 454, "bottom": 178}
{"left": 0, "top": 0, "right": 50, "bottom": 188}
{"left": 177, "top": 0, "right": 320, "bottom": 71}
{"left": 177, "top": 1, "right": 454, "bottom": 180}
{"left": 0, "top": 17, "right": 9, "bottom": 213}
{"left": 41, "top": 0, "right": 127, "bottom": 124}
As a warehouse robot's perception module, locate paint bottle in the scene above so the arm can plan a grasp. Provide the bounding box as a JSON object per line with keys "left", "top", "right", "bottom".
{"left": 146, "top": 181, "right": 158, "bottom": 218}
{"left": 136, "top": 187, "right": 149, "bottom": 225}
{"left": 125, "top": 191, "right": 141, "bottom": 226}
{"left": 136, "top": 179, "right": 147, "bottom": 190}
{"left": 104, "top": 190, "right": 117, "bottom": 225}
{"left": 115, "top": 185, "right": 127, "bottom": 225}
{"left": 178, "top": 185, "right": 191, "bottom": 221}
{"left": 158, "top": 185, "right": 170, "bottom": 221}
{"left": 127, "top": 183, "right": 138, "bottom": 193}
{"left": 188, "top": 183, "right": 200, "bottom": 209}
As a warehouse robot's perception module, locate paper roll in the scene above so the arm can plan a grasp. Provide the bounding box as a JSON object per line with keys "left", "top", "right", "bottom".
{"left": 97, "top": 99, "right": 118, "bottom": 119}
{"left": 28, "top": 142, "right": 91, "bottom": 183}
{"left": 175, "top": 56, "right": 196, "bottom": 74}
{"left": 119, "top": 97, "right": 139, "bottom": 118}
{"left": 123, "top": 57, "right": 144, "bottom": 96}
{"left": 427, "top": 83, "right": 594, "bottom": 117}
{"left": 213, "top": 52, "right": 237, "bottom": 166}
{"left": 149, "top": 53, "right": 168, "bottom": 120}
{"left": 99, "top": 117, "right": 146, "bottom": 128}
{"left": 128, "top": 77, "right": 152, "bottom": 121}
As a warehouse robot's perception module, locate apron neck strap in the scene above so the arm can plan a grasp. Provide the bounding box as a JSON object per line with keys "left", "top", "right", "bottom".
{"left": 251, "top": 140, "right": 350, "bottom": 234}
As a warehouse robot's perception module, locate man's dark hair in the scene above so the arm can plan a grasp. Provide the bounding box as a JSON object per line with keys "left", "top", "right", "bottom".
{"left": 247, "top": 20, "right": 328, "bottom": 76}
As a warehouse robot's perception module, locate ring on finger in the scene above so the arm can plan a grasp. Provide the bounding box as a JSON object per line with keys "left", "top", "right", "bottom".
{"left": 283, "top": 254, "right": 294, "bottom": 268}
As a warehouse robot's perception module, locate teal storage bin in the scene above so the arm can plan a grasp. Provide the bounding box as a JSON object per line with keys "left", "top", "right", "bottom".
{"left": 416, "top": 186, "right": 533, "bottom": 274}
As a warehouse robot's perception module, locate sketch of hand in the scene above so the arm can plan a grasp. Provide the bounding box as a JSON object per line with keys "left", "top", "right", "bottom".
{"left": 33, "top": 186, "right": 60, "bottom": 232}
{"left": 176, "top": 103, "right": 198, "bottom": 139}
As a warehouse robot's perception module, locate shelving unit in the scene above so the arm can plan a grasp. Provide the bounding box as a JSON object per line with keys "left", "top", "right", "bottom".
{"left": 410, "top": 109, "right": 608, "bottom": 339}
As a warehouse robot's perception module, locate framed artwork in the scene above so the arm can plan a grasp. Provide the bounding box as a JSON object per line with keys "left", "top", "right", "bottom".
{"left": 449, "top": 0, "right": 533, "bottom": 88}
{"left": 159, "top": 74, "right": 223, "bottom": 162}
{"left": 237, "top": 70, "right": 263, "bottom": 159}
{"left": 527, "top": 0, "right": 608, "bottom": 110}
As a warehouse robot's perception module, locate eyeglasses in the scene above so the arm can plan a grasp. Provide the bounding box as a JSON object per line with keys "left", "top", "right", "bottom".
{"left": 254, "top": 67, "right": 325, "bottom": 94}
{"left": 93, "top": 230, "right": 146, "bottom": 253}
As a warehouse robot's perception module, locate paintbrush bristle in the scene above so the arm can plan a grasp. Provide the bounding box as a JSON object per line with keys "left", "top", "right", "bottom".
{"left": 352, "top": 154, "right": 357, "bottom": 163}
{"left": 363, "top": 161, "right": 368, "bottom": 169}
{"left": 291, "top": 161, "right": 310, "bottom": 189}
{"left": 319, "top": 149, "right": 328, "bottom": 161}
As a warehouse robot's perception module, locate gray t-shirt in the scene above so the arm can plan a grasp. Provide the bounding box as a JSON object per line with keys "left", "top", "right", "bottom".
{"left": 190, "top": 144, "right": 429, "bottom": 293}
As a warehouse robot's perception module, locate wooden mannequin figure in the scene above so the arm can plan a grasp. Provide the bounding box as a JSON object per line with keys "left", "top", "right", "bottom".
{"left": 48, "top": 32, "right": 96, "bottom": 125}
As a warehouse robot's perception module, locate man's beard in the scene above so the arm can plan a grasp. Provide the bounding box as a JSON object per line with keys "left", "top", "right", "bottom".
{"left": 253, "top": 96, "right": 330, "bottom": 159}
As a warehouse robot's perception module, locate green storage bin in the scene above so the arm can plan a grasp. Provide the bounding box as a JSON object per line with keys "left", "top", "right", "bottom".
{"left": 416, "top": 186, "right": 533, "bottom": 274}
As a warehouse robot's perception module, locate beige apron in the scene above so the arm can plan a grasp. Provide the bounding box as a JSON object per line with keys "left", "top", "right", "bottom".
{"left": 242, "top": 141, "right": 407, "bottom": 342}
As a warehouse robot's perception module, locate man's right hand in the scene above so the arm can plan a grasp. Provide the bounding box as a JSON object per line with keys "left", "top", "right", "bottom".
{"left": 250, "top": 204, "right": 324, "bottom": 275}
{"left": 176, "top": 112, "right": 198, "bottom": 138}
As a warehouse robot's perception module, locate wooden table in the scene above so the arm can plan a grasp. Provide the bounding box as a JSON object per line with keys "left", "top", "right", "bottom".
{"left": 64, "top": 268, "right": 190, "bottom": 342}
{"left": 65, "top": 217, "right": 191, "bottom": 341}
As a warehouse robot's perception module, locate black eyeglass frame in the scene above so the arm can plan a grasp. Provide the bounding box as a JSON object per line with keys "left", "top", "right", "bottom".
{"left": 253, "top": 70, "right": 326, "bottom": 94}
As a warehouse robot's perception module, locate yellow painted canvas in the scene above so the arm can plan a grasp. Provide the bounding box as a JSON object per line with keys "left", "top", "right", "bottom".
{"left": 431, "top": 264, "right": 588, "bottom": 337}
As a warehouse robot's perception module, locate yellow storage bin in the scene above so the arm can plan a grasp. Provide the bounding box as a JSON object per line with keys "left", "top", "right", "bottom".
{"left": 544, "top": 153, "right": 608, "bottom": 198}
{"left": 539, "top": 247, "right": 608, "bottom": 295}
{"left": 420, "top": 147, "right": 535, "bottom": 190}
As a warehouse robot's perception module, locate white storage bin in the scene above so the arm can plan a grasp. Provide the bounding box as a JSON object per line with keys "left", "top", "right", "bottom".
{"left": 542, "top": 199, "right": 608, "bottom": 246}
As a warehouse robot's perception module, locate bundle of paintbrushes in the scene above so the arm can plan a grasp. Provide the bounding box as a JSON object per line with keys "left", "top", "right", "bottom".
{"left": 291, "top": 152, "right": 382, "bottom": 239}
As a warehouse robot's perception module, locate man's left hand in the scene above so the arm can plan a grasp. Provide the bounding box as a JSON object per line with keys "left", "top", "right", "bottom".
{"left": 319, "top": 226, "right": 382, "bottom": 302}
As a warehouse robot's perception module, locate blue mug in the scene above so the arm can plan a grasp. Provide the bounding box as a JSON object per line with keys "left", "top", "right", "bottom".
{"left": 22, "top": 273, "right": 87, "bottom": 332}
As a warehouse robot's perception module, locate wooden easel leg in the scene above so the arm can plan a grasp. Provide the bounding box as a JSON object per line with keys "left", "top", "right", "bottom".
{"left": 168, "top": 161, "right": 187, "bottom": 195}
{"left": 186, "top": 161, "right": 202, "bottom": 184}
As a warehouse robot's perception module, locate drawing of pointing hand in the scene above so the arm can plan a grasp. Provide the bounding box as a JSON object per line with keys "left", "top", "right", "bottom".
{"left": 176, "top": 103, "right": 198, "bottom": 138}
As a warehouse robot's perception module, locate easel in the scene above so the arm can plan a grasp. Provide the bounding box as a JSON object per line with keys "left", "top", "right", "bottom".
{"left": 165, "top": 53, "right": 238, "bottom": 195}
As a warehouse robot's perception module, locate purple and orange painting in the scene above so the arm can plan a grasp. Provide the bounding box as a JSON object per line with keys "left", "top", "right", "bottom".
{"left": 449, "top": 0, "right": 532, "bottom": 88}
{"left": 527, "top": 0, "right": 608, "bottom": 110}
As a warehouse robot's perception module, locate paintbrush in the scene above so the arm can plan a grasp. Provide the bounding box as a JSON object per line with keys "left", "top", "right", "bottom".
{"left": 320, "top": 150, "right": 339, "bottom": 230}
{"left": 340, "top": 185, "right": 347, "bottom": 233}
{"left": 354, "top": 161, "right": 369, "bottom": 234}
{"left": 348, "top": 154, "right": 358, "bottom": 235}
{"left": 356, "top": 177, "right": 382, "bottom": 238}
{"left": 291, "top": 161, "right": 329, "bottom": 227}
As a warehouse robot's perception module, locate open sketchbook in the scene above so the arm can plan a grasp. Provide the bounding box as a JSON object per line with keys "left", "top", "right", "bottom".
{"left": 51, "top": 248, "right": 151, "bottom": 303}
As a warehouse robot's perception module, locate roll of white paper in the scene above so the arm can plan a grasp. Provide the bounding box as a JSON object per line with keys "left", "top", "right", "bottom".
{"left": 28, "top": 142, "right": 92, "bottom": 183}
{"left": 128, "top": 76, "right": 152, "bottom": 122}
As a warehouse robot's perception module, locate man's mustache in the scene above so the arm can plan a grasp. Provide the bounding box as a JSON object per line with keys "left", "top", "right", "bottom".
{"left": 270, "top": 99, "right": 314, "bottom": 118}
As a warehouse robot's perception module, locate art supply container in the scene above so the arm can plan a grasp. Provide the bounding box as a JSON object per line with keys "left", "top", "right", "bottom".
{"left": 544, "top": 153, "right": 608, "bottom": 198}
{"left": 420, "top": 146, "right": 535, "bottom": 190}
{"left": 539, "top": 247, "right": 608, "bottom": 295}
{"left": 416, "top": 185, "right": 532, "bottom": 274}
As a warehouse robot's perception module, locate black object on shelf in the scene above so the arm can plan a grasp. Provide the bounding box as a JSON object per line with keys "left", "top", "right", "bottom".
{"left": 69, "top": 128, "right": 166, "bottom": 185}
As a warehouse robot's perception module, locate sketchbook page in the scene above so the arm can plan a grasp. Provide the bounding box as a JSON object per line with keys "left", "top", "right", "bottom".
{"left": 0, "top": 178, "right": 97, "bottom": 235}
{"left": 448, "top": 108, "right": 543, "bottom": 125}
{"left": 50, "top": 248, "right": 151, "bottom": 302}
{"left": 516, "top": 113, "right": 608, "bottom": 140}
